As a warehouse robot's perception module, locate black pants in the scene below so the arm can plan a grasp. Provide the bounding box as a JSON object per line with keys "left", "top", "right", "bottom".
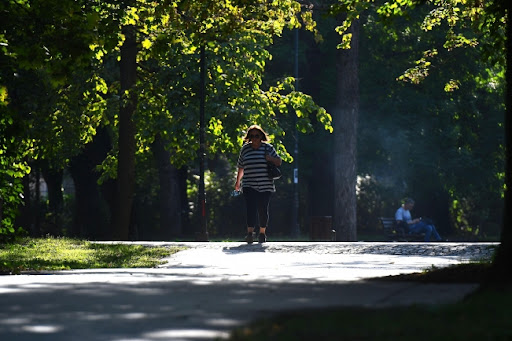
{"left": 243, "top": 187, "right": 272, "bottom": 228}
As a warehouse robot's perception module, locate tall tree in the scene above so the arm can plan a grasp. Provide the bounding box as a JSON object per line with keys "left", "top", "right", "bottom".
{"left": 1, "top": 0, "right": 333, "bottom": 240}
{"left": 114, "top": 25, "right": 138, "bottom": 240}
{"left": 106, "top": 0, "right": 332, "bottom": 239}
{"left": 354, "top": 2, "right": 504, "bottom": 236}
{"left": 0, "top": 0, "right": 103, "bottom": 238}
{"left": 490, "top": 0, "right": 511, "bottom": 284}
{"left": 153, "top": 135, "right": 183, "bottom": 238}
{"left": 333, "top": 16, "right": 360, "bottom": 241}
{"left": 336, "top": 0, "right": 510, "bottom": 283}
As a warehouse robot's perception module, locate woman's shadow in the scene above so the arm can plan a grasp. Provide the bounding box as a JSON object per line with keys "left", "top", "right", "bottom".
{"left": 222, "top": 243, "right": 267, "bottom": 254}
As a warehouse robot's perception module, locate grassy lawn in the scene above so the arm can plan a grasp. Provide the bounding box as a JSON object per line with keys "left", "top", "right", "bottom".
{"left": 0, "top": 237, "right": 183, "bottom": 274}
{"left": 229, "top": 263, "right": 512, "bottom": 341}
{"left": 229, "top": 288, "right": 511, "bottom": 341}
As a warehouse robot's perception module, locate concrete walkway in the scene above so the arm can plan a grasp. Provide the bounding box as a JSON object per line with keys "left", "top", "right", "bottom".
{"left": 0, "top": 242, "right": 497, "bottom": 341}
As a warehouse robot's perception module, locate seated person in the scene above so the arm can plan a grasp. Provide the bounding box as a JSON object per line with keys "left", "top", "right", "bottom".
{"left": 395, "top": 198, "right": 442, "bottom": 242}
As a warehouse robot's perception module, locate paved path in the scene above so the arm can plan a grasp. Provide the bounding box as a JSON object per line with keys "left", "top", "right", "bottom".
{"left": 0, "top": 242, "right": 497, "bottom": 341}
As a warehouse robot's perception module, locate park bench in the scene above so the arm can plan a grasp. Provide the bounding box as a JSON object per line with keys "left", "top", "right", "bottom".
{"left": 378, "top": 217, "right": 424, "bottom": 242}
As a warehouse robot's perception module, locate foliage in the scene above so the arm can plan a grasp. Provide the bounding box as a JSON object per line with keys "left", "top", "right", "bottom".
{"left": 0, "top": 108, "right": 31, "bottom": 238}
{"left": 82, "top": 0, "right": 333, "bottom": 177}
{"left": 356, "top": 175, "right": 401, "bottom": 232}
{"left": 0, "top": 0, "right": 105, "bottom": 164}
{"left": 251, "top": 1, "right": 505, "bottom": 238}
{"left": 336, "top": 0, "right": 506, "bottom": 57}
{"left": 0, "top": 0, "right": 107, "bottom": 238}
{"left": 1, "top": 0, "right": 333, "bottom": 239}
{"left": 343, "top": 0, "right": 505, "bottom": 236}
{"left": 1, "top": 0, "right": 506, "bottom": 240}
{"left": 0, "top": 237, "right": 181, "bottom": 274}
{"left": 186, "top": 166, "right": 245, "bottom": 237}
{"left": 121, "top": 0, "right": 332, "bottom": 168}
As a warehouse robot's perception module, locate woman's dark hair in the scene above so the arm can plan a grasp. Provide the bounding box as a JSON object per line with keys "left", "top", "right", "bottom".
{"left": 243, "top": 124, "right": 270, "bottom": 142}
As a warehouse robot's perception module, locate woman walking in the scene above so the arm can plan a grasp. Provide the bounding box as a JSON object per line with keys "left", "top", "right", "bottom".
{"left": 234, "top": 125, "right": 282, "bottom": 243}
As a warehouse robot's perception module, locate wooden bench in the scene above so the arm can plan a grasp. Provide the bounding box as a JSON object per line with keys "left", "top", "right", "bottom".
{"left": 378, "top": 217, "right": 424, "bottom": 241}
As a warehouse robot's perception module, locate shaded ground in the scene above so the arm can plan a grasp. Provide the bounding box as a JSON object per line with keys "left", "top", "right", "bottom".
{"left": 375, "top": 262, "right": 492, "bottom": 284}
{"left": 228, "top": 257, "right": 510, "bottom": 341}
{"left": 229, "top": 286, "right": 512, "bottom": 341}
{"left": 0, "top": 242, "right": 499, "bottom": 341}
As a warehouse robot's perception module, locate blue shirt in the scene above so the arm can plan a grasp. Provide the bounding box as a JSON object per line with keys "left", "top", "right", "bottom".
{"left": 395, "top": 206, "right": 412, "bottom": 223}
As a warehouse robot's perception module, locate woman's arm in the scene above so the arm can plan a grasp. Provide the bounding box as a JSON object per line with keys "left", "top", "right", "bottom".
{"left": 235, "top": 168, "right": 244, "bottom": 191}
{"left": 265, "top": 154, "right": 282, "bottom": 166}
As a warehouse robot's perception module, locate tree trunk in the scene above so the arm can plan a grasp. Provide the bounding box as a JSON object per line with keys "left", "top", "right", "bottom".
{"left": 69, "top": 156, "right": 108, "bottom": 239}
{"left": 0, "top": 197, "right": 3, "bottom": 230}
{"left": 68, "top": 128, "right": 112, "bottom": 239}
{"left": 333, "top": 18, "right": 360, "bottom": 241}
{"left": 178, "top": 166, "right": 190, "bottom": 233}
{"left": 34, "top": 168, "right": 41, "bottom": 235}
{"left": 153, "top": 135, "right": 182, "bottom": 239}
{"left": 113, "top": 25, "right": 137, "bottom": 240}
{"left": 489, "top": 0, "right": 512, "bottom": 286}
{"left": 40, "top": 164, "right": 63, "bottom": 235}
{"left": 17, "top": 173, "right": 37, "bottom": 236}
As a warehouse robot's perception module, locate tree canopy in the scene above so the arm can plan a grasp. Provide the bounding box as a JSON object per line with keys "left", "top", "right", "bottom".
{"left": 0, "top": 0, "right": 507, "bottom": 263}
{"left": 0, "top": 0, "right": 332, "bottom": 239}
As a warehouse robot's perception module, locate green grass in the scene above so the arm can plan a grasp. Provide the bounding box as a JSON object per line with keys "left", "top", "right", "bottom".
{"left": 229, "top": 262, "right": 511, "bottom": 341}
{"left": 229, "top": 288, "right": 512, "bottom": 340}
{"left": 0, "top": 237, "right": 183, "bottom": 274}
{"left": 375, "top": 262, "right": 494, "bottom": 284}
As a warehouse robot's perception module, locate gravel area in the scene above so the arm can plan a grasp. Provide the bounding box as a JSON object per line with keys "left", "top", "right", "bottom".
{"left": 162, "top": 241, "right": 498, "bottom": 261}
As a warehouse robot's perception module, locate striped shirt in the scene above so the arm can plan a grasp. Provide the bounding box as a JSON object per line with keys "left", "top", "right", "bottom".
{"left": 237, "top": 142, "right": 279, "bottom": 192}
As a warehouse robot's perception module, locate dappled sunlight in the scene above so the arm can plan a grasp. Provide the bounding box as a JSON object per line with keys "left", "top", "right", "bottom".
{"left": 142, "top": 328, "right": 231, "bottom": 340}
{"left": 0, "top": 274, "right": 373, "bottom": 339}
{"left": 20, "top": 324, "right": 64, "bottom": 334}
{"left": 0, "top": 278, "right": 267, "bottom": 340}
{"left": 0, "top": 242, "right": 493, "bottom": 340}
{"left": 1, "top": 317, "right": 31, "bottom": 326}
